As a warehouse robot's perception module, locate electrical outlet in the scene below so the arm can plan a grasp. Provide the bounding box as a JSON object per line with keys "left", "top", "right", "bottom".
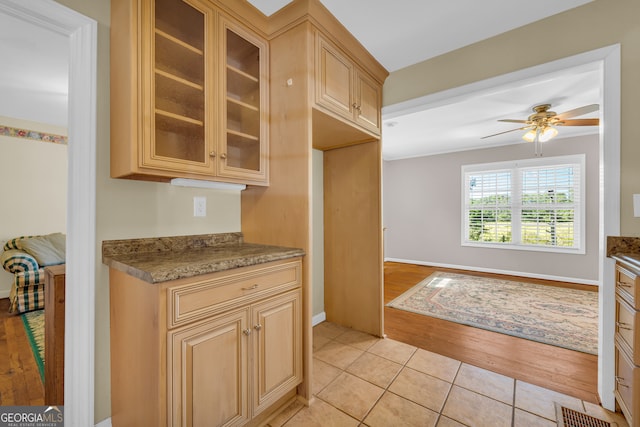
{"left": 193, "top": 196, "right": 206, "bottom": 217}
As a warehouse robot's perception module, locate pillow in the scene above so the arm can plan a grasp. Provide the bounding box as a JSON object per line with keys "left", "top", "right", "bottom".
{"left": 0, "top": 249, "right": 40, "bottom": 273}
{"left": 16, "top": 233, "right": 66, "bottom": 267}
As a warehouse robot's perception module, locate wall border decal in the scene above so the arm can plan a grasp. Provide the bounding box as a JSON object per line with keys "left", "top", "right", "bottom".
{"left": 0, "top": 125, "right": 68, "bottom": 145}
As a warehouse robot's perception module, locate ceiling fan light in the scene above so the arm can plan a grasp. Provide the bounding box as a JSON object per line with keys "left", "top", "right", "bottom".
{"left": 522, "top": 129, "right": 537, "bottom": 142}
{"left": 539, "top": 126, "right": 558, "bottom": 142}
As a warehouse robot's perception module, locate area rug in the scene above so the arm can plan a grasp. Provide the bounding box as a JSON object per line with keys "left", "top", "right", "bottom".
{"left": 386, "top": 272, "right": 598, "bottom": 354}
{"left": 21, "top": 309, "right": 45, "bottom": 383}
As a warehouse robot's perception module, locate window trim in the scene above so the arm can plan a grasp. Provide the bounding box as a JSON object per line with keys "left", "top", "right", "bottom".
{"left": 461, "top": 154, "right": 586, "bottom": 254}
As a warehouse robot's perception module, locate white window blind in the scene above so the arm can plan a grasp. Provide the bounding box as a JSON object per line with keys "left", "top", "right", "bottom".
{"left": 462, "top": 155, "right": 585, "bottom": 253}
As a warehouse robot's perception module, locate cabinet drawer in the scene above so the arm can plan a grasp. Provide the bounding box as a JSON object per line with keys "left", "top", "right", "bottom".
{"left": 168, "top": 259, "right": 301, "bottom": 328}
{"left": 615, "top": 343, "right": 640, "bottom": 426}
{"left": 616, "top": 264, "right": 640, "bottom": 309}
{"left": 616, "top": 295, "right": 640, "bottom": 365}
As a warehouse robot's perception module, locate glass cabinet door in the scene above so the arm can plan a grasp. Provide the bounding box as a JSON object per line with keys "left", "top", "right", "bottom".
{"left": 145, "top": 0, "right": 213, "bottom": 172}
{"left": 221, "top": 20, "right": 268, "bottom": 181}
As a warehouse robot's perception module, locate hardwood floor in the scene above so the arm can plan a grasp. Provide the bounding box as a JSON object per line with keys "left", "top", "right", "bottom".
{"left": 0, "top": 298, "right": 44, "bottom": 405}
{"left": 383, "top": 261, "right": 599, "bottom": 404}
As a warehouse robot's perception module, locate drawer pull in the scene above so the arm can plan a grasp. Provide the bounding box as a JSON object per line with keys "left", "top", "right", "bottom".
{"left": 615, "top": 376, "right": 629, "bottom": 387}
{"left": 242, "top": 284, "right": 259, "bottom": 291}
{"left": 616, "top": 321, "right": 632, "bottom": 331}
{"left": 617, "top": 281, "right": 633, "bottom": 288}
{"left": 243, "top": 328, "right": 251, "bottom": 336}
{"left": 254, "top": 324, "right": 262, "bottom": 331}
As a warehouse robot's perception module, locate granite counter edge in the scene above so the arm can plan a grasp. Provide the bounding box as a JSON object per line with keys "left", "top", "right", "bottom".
{"left": 103, "top": 248, "right": 305, "bottom": 284}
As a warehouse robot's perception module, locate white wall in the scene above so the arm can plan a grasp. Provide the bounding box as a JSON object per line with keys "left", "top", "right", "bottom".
{"left": 383, "top": 134, "right": 600, "bottom": 283}
{"left": 0, "top": 116, "right": 67, "bottom": 296}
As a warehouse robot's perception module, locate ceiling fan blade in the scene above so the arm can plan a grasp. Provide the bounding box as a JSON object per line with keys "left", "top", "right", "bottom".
{"left": 555, "top": 104, "right": 599, "bottom": 120}
{"left": 556, "top": 118, "right": 600, "bottom": 126}
{"left": 498, "top": 119, "right": 529, "bottom": 124}
{"left": 481, "top": 126, "right": 532, "bottom": 139}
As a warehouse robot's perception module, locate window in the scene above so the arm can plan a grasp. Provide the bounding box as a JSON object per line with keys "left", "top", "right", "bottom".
{"left": 462, "top": 155, "right": 585, "bottom": 253}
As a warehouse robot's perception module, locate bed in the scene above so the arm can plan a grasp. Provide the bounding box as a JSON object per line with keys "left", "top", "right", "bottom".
{"left": 0, "top": 233, "right": 65, "bottom": 313}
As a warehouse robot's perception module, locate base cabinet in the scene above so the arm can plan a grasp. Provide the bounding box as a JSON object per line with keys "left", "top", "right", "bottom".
{"left": 110, "top": 258, "right": 302, "bottom": 427}
{"left": 614, "top": 260, "right": 640, "bottom": 426}
{"left": 169, "top": 290, "right": 302, "bottom": 426}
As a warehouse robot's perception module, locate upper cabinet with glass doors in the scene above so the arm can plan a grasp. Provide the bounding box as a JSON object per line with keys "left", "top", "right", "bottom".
{"left": 110, "top": 0, "right": 269, "bottom": 185}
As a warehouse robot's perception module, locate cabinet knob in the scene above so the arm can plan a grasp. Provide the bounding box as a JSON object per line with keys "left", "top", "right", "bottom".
{"left": 243, "top": 328, "right": 251, "bottom": 336}
{"left": 242, "top": 284, "right": 259, "bottom": 291}
{"left": 209, "top": 151, "right": 216, "bottom": 158}
{"left": 220, "top": 153, "right": 227, "bottom": 160}
{"left": 352, "top": 103, "right": 361, "bottom": 111}
{"left": 617, "top": 281, "right": 632, "bottom": 288}
{"left": 254, "top": 324, "right": 262, "bottom": 331}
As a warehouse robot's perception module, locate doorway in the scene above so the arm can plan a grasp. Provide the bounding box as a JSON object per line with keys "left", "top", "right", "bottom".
{"left": 381, "top": 45, "right": 621, "bottom": 409}
{"left": 0, "top": 0, "right": 97, "bottom": 424}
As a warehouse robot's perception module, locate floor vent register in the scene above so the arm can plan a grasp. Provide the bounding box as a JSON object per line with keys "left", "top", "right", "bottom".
{"left": 556, "top": 405, "right": 617, "bottom": 427}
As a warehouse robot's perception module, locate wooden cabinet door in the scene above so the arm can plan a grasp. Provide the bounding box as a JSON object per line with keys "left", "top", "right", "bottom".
{"left": 315, "top": 33, "right": 382, "bottom": 136}
{"left": 251, "top": 290, "right": 302, "bottom": 416}
{"left": 316, "top": 35, "right": 354, "bottom": 121}
{"left": 615, "top": 343, "right": 640, "bottom": 425}
{"left": 169, "top": 308, "right": 249, "bottom": 427}
{"left": 354, "top": 70, "right": 381, "bottom": 134}
{"left": 141, "top": 0, "right": 216, "bottom": 176}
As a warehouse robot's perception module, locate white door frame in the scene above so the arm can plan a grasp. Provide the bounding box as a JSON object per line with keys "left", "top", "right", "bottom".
{"left": 0, "top": 0, "right": 97, "bottom": 424}
{"left": 383, "top": 44, "right": 621, "bottom": 409}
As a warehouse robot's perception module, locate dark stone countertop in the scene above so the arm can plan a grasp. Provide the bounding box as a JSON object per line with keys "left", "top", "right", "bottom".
{"left": 102, "top": 233, "right": 305, "bottom": 284}
{"left": 607, "top": 235, "right": 640, "bottom": 271}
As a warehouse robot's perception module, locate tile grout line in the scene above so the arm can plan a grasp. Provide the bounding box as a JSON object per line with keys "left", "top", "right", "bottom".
{"left": 434, "top": 360, "right": 465, "bottom": 427}
{"left": 312, "top": 325, "right": 603, "bottom": 427}
{"left": 511, "top": 376, "right": 517, "bottom": 427}
{"left": 316, "top": 330, "right": 424, "bottom": 425}
{"left": 356, "top": 343, "right": 420, "bottom": 425}
{"left": 325, "top": 331, "right": 476, "bottom": 426}
{"left": 316, "top": 331, "right": 489, "bottom": 426}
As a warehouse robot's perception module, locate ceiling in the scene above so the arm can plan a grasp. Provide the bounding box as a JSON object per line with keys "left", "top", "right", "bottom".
{"left": 249, "top": 0, "right": 600, "bottom": 160}
{"left": 0, "top": 11, "right": 68, "bottom": 127}
{"left": 381, "top": 63, "right": 602, "bottom": 160}
{"left": 0, "top": 1, "right": 600, "bottom": 158}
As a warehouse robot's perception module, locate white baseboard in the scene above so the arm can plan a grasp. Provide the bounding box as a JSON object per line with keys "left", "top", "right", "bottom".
{"left": 95, "top": 418, "right": 111, "bottom": 427}
{"left": 384, "top": 257, "right": 600, "bottom": 287}
{"left": 312, "top": 312, "right": 326, "bottom": 326}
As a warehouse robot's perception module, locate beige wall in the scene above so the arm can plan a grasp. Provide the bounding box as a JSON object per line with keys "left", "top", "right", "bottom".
{"left": 383, "top": 0, "right": 640, "bottom": 236}
{"left": 54, "top": 0, "right": 241, "bottom": 422}
{"left": 312, "top": 149, "right": 325, "bottom": 318}
{"left": 384, "top": 134, "right": 600, "bottom": 282}
{"left": 0, "top": 117, "right": 67, "bottom": 295}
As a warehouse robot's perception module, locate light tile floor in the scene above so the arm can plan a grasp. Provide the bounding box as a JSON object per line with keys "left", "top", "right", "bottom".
{"left": 269, "top": 321, "right": 629, "bottom": 427}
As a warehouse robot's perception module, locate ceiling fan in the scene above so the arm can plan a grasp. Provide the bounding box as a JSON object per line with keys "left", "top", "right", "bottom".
{"left": 482, "top": 103, "right": 600, "bottom": 156}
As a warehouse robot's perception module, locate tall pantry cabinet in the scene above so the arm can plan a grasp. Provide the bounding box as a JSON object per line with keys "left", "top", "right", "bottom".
{"left": 241, "top": 0, "right": 389, "bottom": 361}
